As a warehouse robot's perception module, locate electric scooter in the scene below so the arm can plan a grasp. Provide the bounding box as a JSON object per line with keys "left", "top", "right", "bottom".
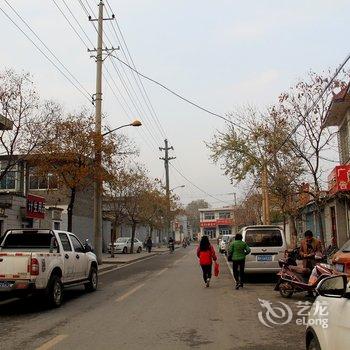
{"left": 274, "top": 248, "right": 336, "bottom": 298}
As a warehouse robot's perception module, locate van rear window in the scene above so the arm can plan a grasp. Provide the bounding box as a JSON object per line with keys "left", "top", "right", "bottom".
{"left": 245, "top": 230, "right": 283, "bottom": 247}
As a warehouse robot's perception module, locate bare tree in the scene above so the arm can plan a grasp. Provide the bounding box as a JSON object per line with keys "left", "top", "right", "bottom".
{"left": 279, "top": 70, "right": 348, "bottom": 244}
{"left": 0, "top": 69, "right": 61, "bottom": 180}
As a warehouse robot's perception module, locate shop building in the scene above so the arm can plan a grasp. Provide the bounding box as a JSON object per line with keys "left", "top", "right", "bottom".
{"left": 199, "top": 207, "right": 235, "bottom": 239}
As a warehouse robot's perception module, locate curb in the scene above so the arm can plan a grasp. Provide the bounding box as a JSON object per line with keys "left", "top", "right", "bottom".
{"left": 99, "top": 246, "right": 183, "bottom": 273}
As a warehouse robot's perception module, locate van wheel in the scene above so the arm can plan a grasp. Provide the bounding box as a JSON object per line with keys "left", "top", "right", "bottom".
{"left": 279, "top": 282, "right": 293, "bottom": 298}
{"left": 84, "top": 266, "right": 98, "bottom": 292}
{"left": 47, "top": 275, "right": 63, "bottom": 308}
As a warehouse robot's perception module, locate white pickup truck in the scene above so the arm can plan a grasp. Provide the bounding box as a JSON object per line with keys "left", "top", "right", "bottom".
{"left": 0, "top": 229, "right": 98, "bottom": 307}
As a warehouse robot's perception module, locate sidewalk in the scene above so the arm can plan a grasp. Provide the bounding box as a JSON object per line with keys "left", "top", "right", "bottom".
{"left": 99, "top": 245, "right": 181, "bottom": 273}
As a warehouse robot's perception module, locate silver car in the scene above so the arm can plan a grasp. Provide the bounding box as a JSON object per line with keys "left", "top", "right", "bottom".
{"left": 240, "top": 225, "right": 286, "bottom": 274}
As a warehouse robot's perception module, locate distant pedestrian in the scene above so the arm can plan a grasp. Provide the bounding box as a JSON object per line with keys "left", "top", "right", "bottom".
{"left": 146, "top": 236, "right": 153, "bottom": 253}
{"left": 228, "top": 233, "right": 251, "bottom": 289}
{"left": 196, "top": 235, "right": 217, "bottom": 287}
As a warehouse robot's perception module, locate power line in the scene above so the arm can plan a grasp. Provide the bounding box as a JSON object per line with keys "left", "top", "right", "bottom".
{"left": 79, "top": 0, "right": 163, "bottom": 149}
{"left": 1, "top": 1, "right": 92, "bottom": 103}
{"left": 105, "top": 0, "right": 167, "bottom": 139}
{"left": 112, "top": 56, "right": 247, "bottom": 130}
{"left": 170, "top": 163, "right": 232, "bottom": 206}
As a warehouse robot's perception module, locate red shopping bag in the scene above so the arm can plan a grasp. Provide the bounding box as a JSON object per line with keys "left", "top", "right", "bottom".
{"left": 214, "top": 262, "right": 220, "bottom": 277}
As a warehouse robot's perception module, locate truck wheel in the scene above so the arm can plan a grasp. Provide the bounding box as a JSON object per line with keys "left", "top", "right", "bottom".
{"left": 47, "top": 275, "right": 63, "bottom": 308}
{"left": 85, "top": 266, "right": 98, "bottom": 292}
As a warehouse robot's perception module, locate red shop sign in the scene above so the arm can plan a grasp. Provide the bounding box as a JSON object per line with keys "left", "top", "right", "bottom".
{"left": 216, "top": 219, "right": 233, "bottom": 226}
{"left": 328, "top": 165, "right": 350, "bottom": 195}
{"left": 200, "top": 221, "right": 216, "bottom": 228}
{"left": 27, "top": 194, "right": 45, "bottom": 219}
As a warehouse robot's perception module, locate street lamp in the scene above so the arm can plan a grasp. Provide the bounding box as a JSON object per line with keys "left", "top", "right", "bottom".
{"left": 94, "top": 119, "right": 142, "bottom": 264}
{"left": 170, "top": 185, "right": 185, "bottom": 191}
{"left": 102, "top": 120, "right": 142, "bottom": 137}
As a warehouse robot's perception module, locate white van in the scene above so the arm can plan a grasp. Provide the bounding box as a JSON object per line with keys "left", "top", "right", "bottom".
{"left": 240, "top": 225, "right": 286, "bottom": 274}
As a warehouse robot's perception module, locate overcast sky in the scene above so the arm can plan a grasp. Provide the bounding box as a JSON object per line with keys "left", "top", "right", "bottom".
{"left": 0, "top": 0, "right": 348, "bottom": 207}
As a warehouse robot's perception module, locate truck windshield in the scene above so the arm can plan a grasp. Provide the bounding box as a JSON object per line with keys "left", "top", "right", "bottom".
{"left": 1, "top": 233, "right": 54, "bottom": 249}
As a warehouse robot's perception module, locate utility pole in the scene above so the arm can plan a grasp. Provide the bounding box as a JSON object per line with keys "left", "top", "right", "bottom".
{"left": 88, "top": 1, "right": 115, "bottom": 264}
{"left": 159, "top": 139, "right": 176, "bottom": 242}
{"left": 261, "top": 163, "right": 270, "bottom": 225}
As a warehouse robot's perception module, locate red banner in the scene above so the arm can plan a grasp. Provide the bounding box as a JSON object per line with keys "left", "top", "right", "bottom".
{"left": 328, "top": 165, "right": 350, "bottom": 195}
{"left": 216, "top": 219, "right": 233, "bottom": 226}
{"left": 27, "top": 194, "right": 45, "bottom": 219}
{"left": 200, "top": 221, "right": 216, "bottom": 228}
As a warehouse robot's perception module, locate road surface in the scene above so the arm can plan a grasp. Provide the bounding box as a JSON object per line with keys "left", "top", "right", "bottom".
{"left": 0, "top": 246, "right": 305, "bottom": 349}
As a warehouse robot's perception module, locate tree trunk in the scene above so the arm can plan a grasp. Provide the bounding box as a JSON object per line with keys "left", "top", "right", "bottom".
{"left": 67, "top": 187, "right": 76, "bottom": 232}
{"left": 130, "top": 221, "right": 136, "bottom": 253}
{"left": 316, "top": 204, "right": 325, "bottom": 247}
{"left": 288, "top": 214, "right": 297, "bottom": 248}
{"left": 110, "top": 218, "right": 117, "bottom": 258}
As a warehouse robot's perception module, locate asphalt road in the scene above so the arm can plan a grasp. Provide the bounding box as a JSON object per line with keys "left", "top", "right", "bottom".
{"left": 0, "top": 246, "right": 306, "bottom": 350}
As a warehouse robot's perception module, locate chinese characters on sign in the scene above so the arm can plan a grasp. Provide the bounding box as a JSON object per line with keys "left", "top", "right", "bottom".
{"left": 26, "top": 194, "right": 45, "bottom": 219}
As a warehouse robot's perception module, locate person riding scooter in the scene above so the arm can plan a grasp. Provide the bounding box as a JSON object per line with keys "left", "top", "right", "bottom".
{"left": 300, "top": 230, "right": 323, "bottom": 269}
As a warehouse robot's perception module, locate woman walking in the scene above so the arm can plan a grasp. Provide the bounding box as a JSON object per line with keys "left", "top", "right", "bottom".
{"left": 196, "top": 235, "right": 217, "bottom": 287}
{"left": 228, "top": 233, "right": 251, "bottom": 289}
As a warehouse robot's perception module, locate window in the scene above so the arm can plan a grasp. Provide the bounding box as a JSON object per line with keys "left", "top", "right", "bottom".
{"left": 204, "top": 212, "right": 215, "bottom": 220}
{"left": 219, "top": 212, "right": 231, "bottom": 219}
{"left": 0, "top": 162, "right": 20, "bottom": 191}
{"left": 338, "top": 121, "right": 349, "bottom": 163}
{"left": 58, "top": 232, "right": 72, "bottom": 251}
{"left": 29, "top": 168, "right": 58, "bottom": 190}
{"left": 1, "top": 232, "right": 53, "bottom": 249}
{"left": 70, "top": 235, "right": 85, "bottom": 253}
{"left": 245, "top": 229, "right": 283, "bottom": 247}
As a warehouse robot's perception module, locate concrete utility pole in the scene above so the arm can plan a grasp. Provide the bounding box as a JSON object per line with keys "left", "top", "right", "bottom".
{"left": 261, "top": 163, "right": 270, "bottom": 225}
{"left": 89, "top": 1, "right": 115, "bottom": 264}
{"left": 159, "top": 139, "right": 176, "bottom": 241}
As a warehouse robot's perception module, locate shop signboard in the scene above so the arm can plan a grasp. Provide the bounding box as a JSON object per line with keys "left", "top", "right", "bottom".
{"left": 26, "top": 194, "right": 45, "bottom": 219}
{"left": 328, "top": 165, "right": 350, "bottom": 195}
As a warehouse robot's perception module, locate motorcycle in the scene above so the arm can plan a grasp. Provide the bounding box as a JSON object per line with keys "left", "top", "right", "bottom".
{"left": 168, "top": 242, "right": 175, "bottom": 253}
{"left": 274, "top": 247, "right": 336, "bottom": 298}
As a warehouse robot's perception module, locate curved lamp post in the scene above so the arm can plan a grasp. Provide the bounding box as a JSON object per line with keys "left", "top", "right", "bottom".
{"left": 102, "top": 119, "right": 142, "bottom": 137}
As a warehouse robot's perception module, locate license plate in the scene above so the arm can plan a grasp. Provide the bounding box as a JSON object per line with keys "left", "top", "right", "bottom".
{"left": 0, "top": 281, "right": 14, "bottom": 289}
{"left": 335, "top": 263, "right": 345, "bottom": 272}
{"left": 257, "top": 255, "right": 272, "bottom": 262}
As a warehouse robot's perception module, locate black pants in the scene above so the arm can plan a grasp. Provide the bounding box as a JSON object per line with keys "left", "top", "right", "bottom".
{"left": 232, "top": 259, "right": 245, "bottom": 285}
{"left": 147, "top": 246, "right": 151, "bottom": 253}
{"left": 201, "top": 264, "right": 212, "bottom": 282}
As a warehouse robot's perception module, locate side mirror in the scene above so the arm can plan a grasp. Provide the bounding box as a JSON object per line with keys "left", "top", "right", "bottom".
{"left": 316, "top": 275, "right": 347, "bottom": 298}
{"left": 84, "top": 240, "right": 93, "bottom": 253}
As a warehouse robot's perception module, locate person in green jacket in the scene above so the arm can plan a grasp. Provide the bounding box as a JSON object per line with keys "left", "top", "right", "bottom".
{"left": 228, "top": 233, "right": 251, "bottom": 289}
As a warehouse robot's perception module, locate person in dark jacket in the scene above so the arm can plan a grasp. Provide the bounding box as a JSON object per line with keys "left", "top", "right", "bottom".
{"left": 228, "top": 233, "right": 251, "bottom": 289}
{"left": 196, "top": 235, "right": 217, "bottom": 287}
{"left": 145, "top": 236, "right": 152, "bottom": 253}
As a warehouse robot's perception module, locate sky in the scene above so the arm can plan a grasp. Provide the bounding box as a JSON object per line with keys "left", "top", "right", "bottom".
{"left": 0, "top": 0, "right": 348, "bottom": 207}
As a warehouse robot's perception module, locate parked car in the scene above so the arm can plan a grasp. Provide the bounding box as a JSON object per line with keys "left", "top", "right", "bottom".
{"left": 332, "top": 238, "right": 350, "bottom": 278}
{"left": 224, "top": 235, "right": 236, "bottom": 256}
{"left": 108, "top": 237, "right": 143, "bottom": 254}
{"left": 306, "top": 274, "right": 350, "bottom": 350}
{"left": 218, "top": 234, "right": 234, "bottom": 253}
{"left": 0, "top": 229, "right": 98, "bottom": 307}
{"left": 239, "top": 225, "right": 286, "bottom": 273}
